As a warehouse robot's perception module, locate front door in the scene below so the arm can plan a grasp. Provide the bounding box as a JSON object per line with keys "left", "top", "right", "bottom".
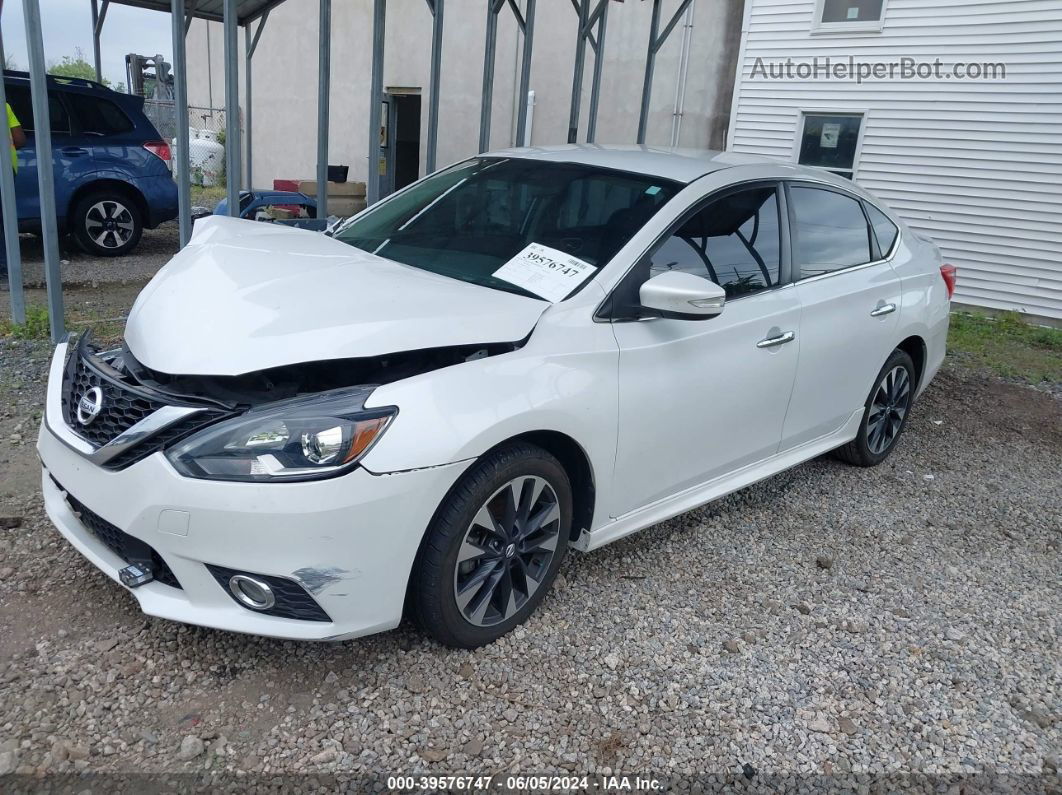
{"left": 609, "top": 184, "right": 802, "bottom": 518}
{"left": 780, "top": 182, "right": 902, "bottom": 449}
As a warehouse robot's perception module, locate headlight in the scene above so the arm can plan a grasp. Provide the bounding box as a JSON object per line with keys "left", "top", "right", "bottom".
{"left": 166, "top": 387, "right": 396, "bottom": 482}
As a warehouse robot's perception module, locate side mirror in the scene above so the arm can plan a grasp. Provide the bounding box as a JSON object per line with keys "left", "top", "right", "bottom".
{"left": 638, "top": 271, "right": 726, "bottom": 320}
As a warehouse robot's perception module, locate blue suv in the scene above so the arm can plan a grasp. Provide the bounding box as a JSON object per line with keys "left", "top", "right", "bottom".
{"left": 4, "top": 71, "right": 178, "bottom": 256}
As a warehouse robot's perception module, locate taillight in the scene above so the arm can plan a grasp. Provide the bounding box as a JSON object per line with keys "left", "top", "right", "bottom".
{"left": 143, "top": 140, "right": 172, "bottom": 170}
{"left": 940, "top": 264, "right": 957, "bottom": 300}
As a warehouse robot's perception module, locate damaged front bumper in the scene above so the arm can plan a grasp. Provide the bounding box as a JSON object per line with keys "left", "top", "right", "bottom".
{"left": 37, "top": 346, "right": 471, "bottom": 641}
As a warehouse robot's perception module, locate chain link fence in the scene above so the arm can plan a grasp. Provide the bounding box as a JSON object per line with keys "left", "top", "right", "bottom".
{"left": 143, "top": 99, "right": 231, "bottom": 188}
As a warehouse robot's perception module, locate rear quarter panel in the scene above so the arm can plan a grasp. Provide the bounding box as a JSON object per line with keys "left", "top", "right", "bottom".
{"left": 892, "top": 224, "right": 950, "bottom": 395}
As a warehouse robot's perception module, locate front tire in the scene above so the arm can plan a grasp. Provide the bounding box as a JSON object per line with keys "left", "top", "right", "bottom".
{"left": 834, "top": 349, "right": 916, "bottom": 467}
{"left": 410, "top": 442, "right": 572, "bottom": 648}
{"left": 72, "top": 191, "right": 143, "bottom": 256}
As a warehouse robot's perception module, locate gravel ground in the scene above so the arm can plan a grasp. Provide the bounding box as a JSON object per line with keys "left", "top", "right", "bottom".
{"left": 0, "top": 336, "right": 1059, "bottom": 788}
{"left": 2, "top": 224, "right": 178, "bottom": 289}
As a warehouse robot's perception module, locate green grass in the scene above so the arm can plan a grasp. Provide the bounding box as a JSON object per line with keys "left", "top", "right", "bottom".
{"left": 1, "top": 304, "right": 124, "bottom": 343}
{"left": 190, "top": 184, "right": 227, "bottom": 211}
{"left": 1, "top": 304, "right": 51, "bottom": 339}
{"left": 948, "top": 310, "right": 1062, "bottom": 384}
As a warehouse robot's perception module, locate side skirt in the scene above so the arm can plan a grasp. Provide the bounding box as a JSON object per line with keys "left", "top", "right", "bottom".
{"left": 575, "top": 409, "right": 864, "bottom": 552}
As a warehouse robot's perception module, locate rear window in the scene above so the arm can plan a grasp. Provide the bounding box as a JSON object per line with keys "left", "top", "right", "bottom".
{"left": 65, "top": 92, "right": 134, "bottom": 136}
{"left": 865, "top": 203, "right": 899, "bottom": 257}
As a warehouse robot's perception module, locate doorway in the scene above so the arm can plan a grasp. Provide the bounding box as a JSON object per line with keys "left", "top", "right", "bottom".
{"left": 380, "top": 90, "right": 421, "bottom": 198}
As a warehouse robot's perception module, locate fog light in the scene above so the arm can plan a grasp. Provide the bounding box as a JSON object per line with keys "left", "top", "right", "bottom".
{"left": 228, "top": 574, "right": 275, "bottom": 610}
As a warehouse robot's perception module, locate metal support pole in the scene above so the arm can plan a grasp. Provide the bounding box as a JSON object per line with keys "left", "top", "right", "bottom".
{"left": 317, "top": 0, "right": 331, "bottom": 217}
{"left": 567, "top": 0, "right": 589, "bottom": 144}
{"left": 223, "top": 0, "right": 240, "bottom": 216}
{"left": 637, "top": 0, "right": 662, "bottom": 145}
{"left": 244, "top": 25, "right": 252, "bottom": 190}
{"left": 171, "top": 0, "right": 192, "bottom": 247}
{"left": 91, "top": 0, "right": 102, "bottom": 83}
{"left": 515, "top": 0, "right": 536, "bottom": 146}
{"left": 0, "top": 33, "right": 25, "bottom": 325}
{"left": 21, "top": 0, "right": 64, "bottom": 341}
{"left": 245, "top": 11, "right": 268, "bottom": 192}
{"left": 586, "top": 0, "right": 608, "bottom": 143}
{"left": 638, "top": 0, "right": 694, "bottom": 145}
{"left": 425, "top": 0, "right": 444, "bottom": 173}
{"left": 366, "top": 0, "right": 385, "bottom": 205}
{"left": 478, "top": 0, "right": 501, "bottom": 153}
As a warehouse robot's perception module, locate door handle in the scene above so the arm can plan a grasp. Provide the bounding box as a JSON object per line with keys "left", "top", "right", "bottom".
{"left": 757, "top": 331, "right": 796, "bottom": 349}
{"left": 870, "top": 303, "right": 897, "bottom": 317}
{"left": 61, "top": 147, "right": 88, "bottom": 157}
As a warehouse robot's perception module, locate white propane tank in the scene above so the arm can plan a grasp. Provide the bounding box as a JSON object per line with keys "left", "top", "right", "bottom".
{"left": 171, "top": 128, "right": 225, "bottom": 186}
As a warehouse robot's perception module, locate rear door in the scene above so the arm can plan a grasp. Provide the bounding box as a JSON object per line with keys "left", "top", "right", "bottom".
{"left": 63, "top": 88, "right": 162, "bottom": 178}
{"left": 780, "top": 182, "right": 902, "bottom": 450}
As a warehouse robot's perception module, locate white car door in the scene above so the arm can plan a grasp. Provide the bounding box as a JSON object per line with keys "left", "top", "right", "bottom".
{"left": 607, "top": 183, "right": 802, "bottom": 518}
{"left": 780, "top": 182, "right": 902, "bottom": 450}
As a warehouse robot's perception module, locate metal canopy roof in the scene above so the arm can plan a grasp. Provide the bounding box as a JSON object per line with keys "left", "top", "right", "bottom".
{"left": 107, "top": 0, "right": 287, "bottom": 25}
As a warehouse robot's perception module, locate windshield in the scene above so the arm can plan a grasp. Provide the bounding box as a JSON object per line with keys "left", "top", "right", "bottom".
{"left": 332, "top": 158, "right": 680, "bottom": 299}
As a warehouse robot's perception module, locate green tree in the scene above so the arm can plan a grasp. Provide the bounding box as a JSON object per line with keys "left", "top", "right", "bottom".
{"left": 47, "top": 46, "right": 113, "bottom": 88}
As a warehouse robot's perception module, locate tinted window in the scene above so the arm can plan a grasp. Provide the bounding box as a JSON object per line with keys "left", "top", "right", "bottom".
{"left": 865, "top": 203, "right": 898, "bottom": 257}
{"left": 334, "top": 158, "right": 678, "bottom": 298}
{"left": 821, "top": 0, "right": 884, "bottom": 23}
{"left": 647, "top": 186, "right": 781, "bottom": 299}
{"left": 3, "top": 85, "right": 70, "bottom": 134}
{"left": 65, "top": 92, "right": 134, "bottom": 135}
{"left": 798, "top": 113, "right": 862, "bottom": 179}
{"left": 790, "top": 186, "right": 872, "bottom": 277}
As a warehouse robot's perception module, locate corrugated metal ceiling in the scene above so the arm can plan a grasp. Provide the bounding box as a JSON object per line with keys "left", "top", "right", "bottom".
{"left": 106, "top": 0, "right": 288, "bottom": 25}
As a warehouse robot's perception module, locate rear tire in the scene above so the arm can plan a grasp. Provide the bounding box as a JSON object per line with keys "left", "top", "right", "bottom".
{"left": 834, "top": 349, "right": 916, "bottom": 467}
{"left": 71, "top": 190, "right": 143, "bottom": 257}
{"left": 409, "top": 442, "right": 572, "bottom": 648}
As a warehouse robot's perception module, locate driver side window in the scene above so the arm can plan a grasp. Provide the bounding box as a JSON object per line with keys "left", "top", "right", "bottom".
{"left": 648, "top": 186, "right": 782, "bottom": 299}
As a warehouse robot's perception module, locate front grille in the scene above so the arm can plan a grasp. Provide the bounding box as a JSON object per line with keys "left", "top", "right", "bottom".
{"left": 206, "top": 564, "right": 332, "bottom": 622}
{"left": 62, "top": 487, "right": 182, "bottom": 589}
{"left": 61, "top": 342, "right": 230, "bottom": 470}
{"left": 101, "top": 411, "right": 227, "bottom": 470}
{"left": 62, "top": 354, "right": 167, "bottom": 448}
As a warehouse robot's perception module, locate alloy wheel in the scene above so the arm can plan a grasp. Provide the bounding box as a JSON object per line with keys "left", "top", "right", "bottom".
{"left": 85, "top": 200, "right": 136, "bottom": 249}
{"left": 453, "top": 475, "right": 562, "bottom": 627}
{"left": 867, "top": 365, "right": 911, "bottom": 454}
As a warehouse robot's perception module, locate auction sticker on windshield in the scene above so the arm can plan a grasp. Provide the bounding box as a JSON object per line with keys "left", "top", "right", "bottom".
{"left": 493, "top": 243, "right": 595, "bottom": 302}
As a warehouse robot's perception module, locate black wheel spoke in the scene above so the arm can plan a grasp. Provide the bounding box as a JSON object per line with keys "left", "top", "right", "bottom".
{"left": 866, "top": 365, "right": 912, "bottom": 455}
{"left": 454, "top": 475, "right": 561, "bottom": 627}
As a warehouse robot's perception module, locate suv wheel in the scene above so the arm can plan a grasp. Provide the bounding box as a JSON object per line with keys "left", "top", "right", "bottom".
{"left": 409, "top": 442, "right": 572, "bottom": 648}
{"left": 834, "top": 349, "right": 917, "bottom": 467}
{"left": 72, "top": 191, "right": 143, "bottom": 256}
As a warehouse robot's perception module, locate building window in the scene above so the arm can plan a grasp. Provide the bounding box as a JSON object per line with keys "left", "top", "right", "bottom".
{"left": 797, "top": 113, "right": 864, "bottom": 180}
{"left": 814, "top": 0, "right": 886, "bottom": 31}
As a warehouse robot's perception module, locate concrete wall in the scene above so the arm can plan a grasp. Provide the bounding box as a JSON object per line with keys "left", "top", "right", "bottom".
{"left": 184, "top": 0, "right": 744, "bottom": 188}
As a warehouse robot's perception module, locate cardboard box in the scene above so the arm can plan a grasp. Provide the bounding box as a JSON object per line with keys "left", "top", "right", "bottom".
{"left": 326, "top": 197, "right": 367, "bottom": 217}
{"left": 298, "top": 179, "right": 367, "bottom": 199}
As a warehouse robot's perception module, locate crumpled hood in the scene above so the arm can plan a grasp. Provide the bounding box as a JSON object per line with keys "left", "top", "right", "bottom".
{"left": 124, "top": 216, "right": 548, "bottom": 376}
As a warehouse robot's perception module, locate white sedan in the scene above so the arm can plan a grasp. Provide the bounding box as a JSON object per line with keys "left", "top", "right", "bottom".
{"left": 38, "top": 146, "right": 954, "bottom": 648}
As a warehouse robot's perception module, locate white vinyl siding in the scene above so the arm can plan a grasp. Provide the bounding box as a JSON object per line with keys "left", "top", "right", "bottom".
{"left": 727, "top": 0, "right": 1062, "bottom": 321}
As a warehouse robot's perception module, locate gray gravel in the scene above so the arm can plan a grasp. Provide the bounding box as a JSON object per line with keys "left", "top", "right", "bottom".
{"left": 3, "top": 223, "right": 178, "bottom": 289}
{"left": 0, "top": 339, "right": 1059, "bottom": 785}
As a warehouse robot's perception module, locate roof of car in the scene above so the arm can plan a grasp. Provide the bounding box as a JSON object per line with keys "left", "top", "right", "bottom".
{"left": 484, "top": 144, "right": 783, "bottom": 184}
